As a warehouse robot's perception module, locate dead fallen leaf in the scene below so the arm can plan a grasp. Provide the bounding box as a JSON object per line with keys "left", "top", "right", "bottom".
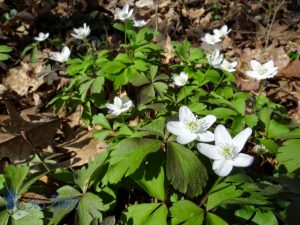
{"left": 278, "top": 60, "right": 300, "bottom": 78}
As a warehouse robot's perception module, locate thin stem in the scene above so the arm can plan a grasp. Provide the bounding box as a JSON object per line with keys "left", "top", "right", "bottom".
{"left": 199, "top": 65, "right": 211, "bottom": 86}
{"left": 199, "top": 176, "right": 223, "bottom": 208}
{"left": 155, "top": 0, "right": 160, "bottom": 32}
{"left": 212, "top": 72, "right": 225, "bottom": 93}
{"left": 265, "top": 0, "right": 285, "bottom": 48}
{"left": 255, "top": 79, "right": 266, "bottom": 110}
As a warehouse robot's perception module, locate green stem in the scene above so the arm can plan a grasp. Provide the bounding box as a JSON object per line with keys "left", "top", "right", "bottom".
{"left": 255, "top": 79, "right": 266, "bottom": 110}
{"left": 212, "top": 72, "right": 225, "bottom": 94}
{"left": 199, "top": 65, "right": 211, "bottom": 86}
{"left": 199, "top": 176, "right": 223, "bottom": 208}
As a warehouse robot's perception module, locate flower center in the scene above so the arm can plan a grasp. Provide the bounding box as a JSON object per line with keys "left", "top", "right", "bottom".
{"left": 257, "top": 66, "right": 267, "bottom": 76}
{"left": 220, "top": 144, "right": 237, "bottom": 160}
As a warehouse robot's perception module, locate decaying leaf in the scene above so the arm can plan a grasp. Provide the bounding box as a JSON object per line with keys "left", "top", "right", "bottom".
{"left": 4, "top": 62, "right": 58, "bottom": 96}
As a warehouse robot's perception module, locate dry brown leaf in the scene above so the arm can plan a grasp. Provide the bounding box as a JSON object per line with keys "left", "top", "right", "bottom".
{"left": 55, "top": 130, "right": 107, "bottom": 167}
{"left": 278, "top": 60, "right": 300, "bottom": 78}
{"left": 4, "top": 62, "right": 58, "bottom": 96}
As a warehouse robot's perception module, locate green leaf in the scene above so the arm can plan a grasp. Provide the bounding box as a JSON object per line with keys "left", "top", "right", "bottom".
{"left": 0, "top": 211, "right": 9, "bottom": 225}
{"left": 235, "top": 207, "right": 278, "bottom": 225}
{"left": 19, "top": 171, "right": 47, "bottom": 195}
{"left": 132, "top": 59, "right": 148, "bottom": 71}
{"left": 139, "top": 117, "right": 165, "bottom": 137}
{"left": 189, "top": 103, "right": 207, "bottom": 115}
{"left": 0, "top": 53, "right": 10, "bottom": 61}
{"left": 91, "top": 77, "right": 105, "bottom": 94}
{"left": 12, "top": 203, "right": 44, "bottom": 225}
{"left": 79, "top": 78, "right": 94, "bottom": 101}
{"left": 4, "top": 164, "right": 29, "bottom": 195}
{"left": 30, "top": 46, "right": 38, "bottom": 63}
{"left": 102, "top": 61, "right": 126, "bottom": 75}
{"left": 139, "top": 84, "right": 155, "bottom": 105}
{"left": 231, "top": 98, "right": 245, "bottom": 115}
{"left": 207, "top": 182, "right": 243, "bottom": 210}
{"left": 206, "top": 69, "right": 221, "bottom": 84}
{"left": 245, "top": 114, "right": 258, "bottom": 127}
{"left": 210, "top": 108, "right": 238, "bottom": 119}
{"left": 48, "top": 186, "right": 80, "bottom": 225}
{"left": 177, "top": 85, "right": 197, "bottom": 103}
{"left": 206, "top": 213, "right": 228, "bottom": 225}
{"left": 131, "top": 153, "right": 165, "bottom": 201}
{"left": 277, "top": 139, "right": 300, "bottom": 173}
{"left": 115, "top": 53, "right": 131, "bottom": 64}
{"left": 74, "top": 151, "right": 108, "bottom": 192}
{"left": 267, "top": 120, "right": 290, "bottom": 139}
{"left": 122, "top": 203, "right": 167, "bottom": 225}
{"left": 75, "top": 192, "right": 104, "bottom": 225}
{"left": 93, "top": 130, "right": 111, "bottom": 141}
{"left": 107, "top": 138, "right": 162, "bottom": 183}
{"left": 170, "top": 200, "right": 204, "bottom": 225}
{"left": 113, "top": 23, "right": 125, "bottom": 32}
{"left": 129, "top": 72, "right": 150, "bottom": 86}
{"left": 166, "top": 142, "right": 208, "bottom": 197}
{"left": 0, "top": 45, "right": 13, "bottom": 53}
{"left": 92, "top": 113, "right": 111, "bottom": 130}
{"left": 153, "top": 82, "right": 168, "bottom": 97}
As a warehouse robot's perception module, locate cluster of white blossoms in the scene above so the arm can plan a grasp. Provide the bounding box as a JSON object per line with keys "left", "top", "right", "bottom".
{"left": 207, "top": 49, "right": 237, "bottom": 72}
{"left": 245, "top": 59, "right": 278, "bottom": 80}
{"left": 167, "top": 106, "right": 254, "bottom": 177}
{"left": 201, "top": 25, "right": 231, "bottom": 45}
{"left": 114, "top": 3, "right": 147, "bottom": 27}
{"left": 50, "top": 46, "right": 71, "bottom": 63}
{"left": 71, "top": 23, "right": 91, "bottom": 40}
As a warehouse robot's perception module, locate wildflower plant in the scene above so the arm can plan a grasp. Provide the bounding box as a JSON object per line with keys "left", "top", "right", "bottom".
{"left": 9, "top": 5, "right": 299, "bottom": 225}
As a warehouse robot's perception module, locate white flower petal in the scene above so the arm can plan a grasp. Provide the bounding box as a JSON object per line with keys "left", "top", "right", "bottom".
{"left": 250, "top": 60, "right": 261, "bottom": 70}
{"left": 231, "top": 153, "right": 254, "bottom": 167}
{"left": 113, "top": 96, "right": 122, "bottom": 106}
{"left": 215, "top": 125, "right": 232, "bottom": 147}
{"left": 245, "top": 71, "right": 260, "bottom": 80}
{"left": 232, "top": 127, "right": 252, "bottom": 153}
{"left": 197, "top": 131, "right": 215, "bottom": 142}
{"left": 197, "top": 143, "right": 221, "bottom": 160}
{"left": 105, "top": 103, "right": 116, "bottom": 111}
{"left": 199, "top": 115, "right": 216, "bottom": 129}
{"left": 167, "top": 121, "right": 188, "bottom": 136}
{"left": 263, "top": 60, "right": 274, "bottom": 69}
{"left": 179, "top": 106, "right": 196, "bottom": 123}
{"left": 213, "top": 159, "right": 233, "bottom": 176}
{"left": 176, "top": 133, "right": 197, "bottom": 145}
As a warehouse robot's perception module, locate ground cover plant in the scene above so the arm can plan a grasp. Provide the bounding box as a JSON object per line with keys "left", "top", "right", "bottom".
{"left": 0, "top": 0, "right": 300, "bottom": 225}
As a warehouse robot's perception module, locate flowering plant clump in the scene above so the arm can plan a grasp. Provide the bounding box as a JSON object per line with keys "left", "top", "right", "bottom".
{"left": 3, "top": 4, "right": 298, "bottom": 225}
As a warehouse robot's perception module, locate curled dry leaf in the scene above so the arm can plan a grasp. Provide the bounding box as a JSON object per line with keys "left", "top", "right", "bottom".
{"left": 3, "top": 62, "right": 58, "bottom": 96}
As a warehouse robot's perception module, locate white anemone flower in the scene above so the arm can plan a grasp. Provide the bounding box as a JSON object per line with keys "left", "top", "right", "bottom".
{"left": 207, "top": 49, "right": 224, "bottom": 68}
{"left": 213, "top": 25, "right": 231, "bottom": 38}
{"left": 201, "top": 33, "right": 221, "bottom": 45}
{"left": 167, "top": 106, "right": 216, "bottom": 145}
{"left": 71, "top": 23, "right": 91, "bottom": 40}
{"left": 172, "top": 72, "right": 188, "bottom": 86}
{"left": 50, "top": 46, "right": 71, "bottom": 63}
{"left": 34, "top": 32, "right": 49, "bottom": 42}
{"left": 105, "top": 96, "right": 133, "bottom": 116}
{"left": 114, "top": 3, "right": 133, "bottom": 21}
{"left": 133, "top": 19, "right": 147, "bottom": 27}
{"left": 197, "top": 125, "right": 254, "bottom": 177}
{"left": 245, "top": 60, "right": 278, "bottom": 80}
{"left": 220, "top": 59, "right": 237, "bottom": 72}
{"left": 136, "top": 0, "right": 154, "bottom": 8}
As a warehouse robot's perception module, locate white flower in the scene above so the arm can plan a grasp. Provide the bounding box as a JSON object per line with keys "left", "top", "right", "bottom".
{"left": 133, "top": 19, "right": 147, "bottom": 27}
{"left": 197, "top": 125, "right": 254, "bottom": 177}
{"left": 220, "top": 59, "right": 237, "bottom": 72}
{"left": 172, "top": 72, "right": 188, "bottom": 86}
{"left": 245, "top": 60, "right": 278, "bottom": 80}
{"left": 71, "top": 23, "right": 90, "bottom": 40}
{"left": 105, "top": 96, "right": 133, "bottom": 116}
{"left": 213, "top": 25, "right": 231, "bottom": 38}
{"left": 114, "top": 3, "right": 133, "bottom": 21}
{"left": 167, "top": 106, "right": 216, "bottom": 145}
{"left": 254, "top": 144, "right": 268, "bottom": 154}
{"left": 201, "top": 33, "right": 221, "bottom": 45}
{"left": 136, "top": 0, "right": 154, "bottom": 8}
{"left": 207, "top": 49, "right": 224, "bottom": 68}
{"left": 50, "top": 46, "right": 71, "bottom": 63}
{"left": 34, "top": 32, "right": 49, "bottom": 42}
